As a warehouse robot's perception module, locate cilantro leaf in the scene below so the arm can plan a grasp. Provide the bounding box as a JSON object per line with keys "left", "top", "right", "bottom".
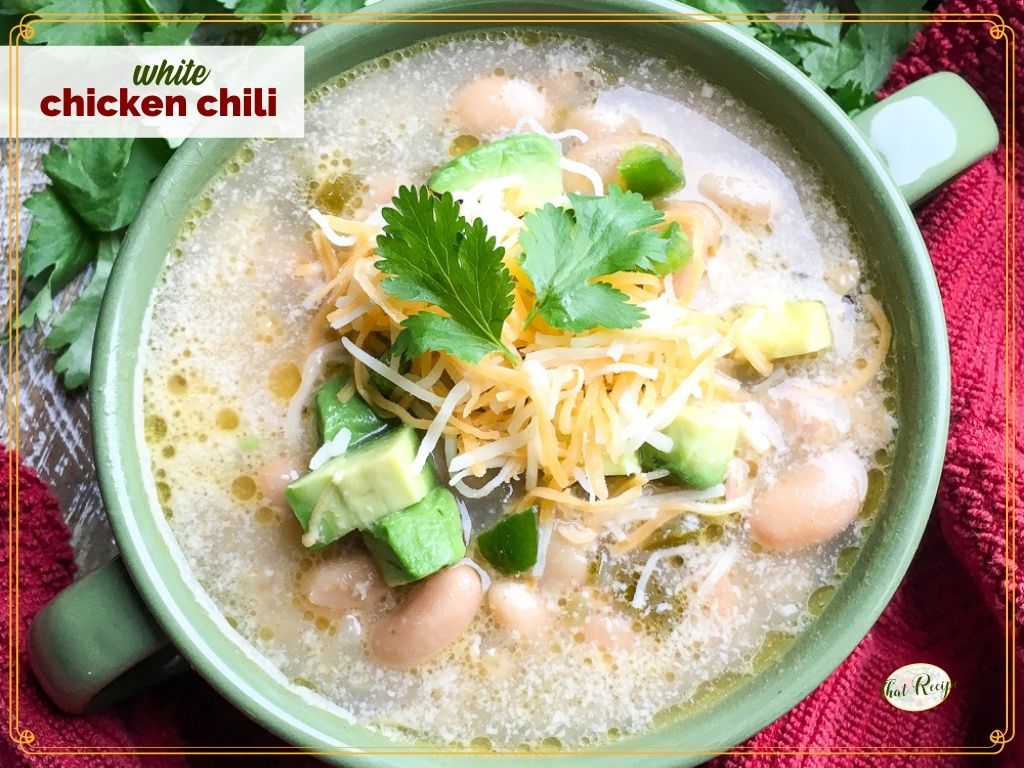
{"left": 829, "top": 79, "right": 877, "bottom": 113}
{"left": 27, "top": 0, "right": 152, "bottom": 45}
{"left": 17, "top": 190, "right": 97, "bottom": 329}
{"left": 304, "top": 0, "right": 369, "bottom": 12}
{"left": 842, "top": 0, "right": 925, "bottom": 93}
{"left": 42, "top": 138, "right": 170, "bottom": 232}
{"left": 45, "top": 236, "right": 118, "bottom": 389}
{"left": 518, "top": 186, "right": 668, "bottom": 333}
{"left": 141, "top": 19, "right": 200, "bottom": 45}
{"left": 375, "top": 186, "right": 517, "bottom": 365}
{"left": 392, "top": 313, "right": 513, "bottom": 363}
{"left": 688, "top": 0, "right": 922, "bottom": 117}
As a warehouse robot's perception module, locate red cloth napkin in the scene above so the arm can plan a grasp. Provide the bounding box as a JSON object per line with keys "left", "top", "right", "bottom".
{"left": 3, "top": 1, "right": 1022, "bottom": 764}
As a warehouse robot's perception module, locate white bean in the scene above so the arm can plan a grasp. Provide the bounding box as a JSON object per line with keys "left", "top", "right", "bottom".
{"left": 749, "top": 450, "right": 868, "bottom": 551}
{"left": 579, "top": 608, "right": 636, "bottom": 650}
{"left": 451, "top": 76, "right": 549, "bottom": 135}
{"left": 698, "top": 172, "right": 776, "bottom": 225}
{"left": 488, "top": 581, "right": 551, "bottom": 639}
{"left": 256, "top": 457, "right": 303, "bottom": 508}
{"left": 766, "top": 382, "right": 851, "bottom": 447}
{"left": 704, "top": 572, "right": 740, "bottom": 619}
{"left": 366, "top": 565, "right": 483, "bottom": 670}
{"left": 305, "top": 551, "right": 388, "bottom": 613}
{"left": 539, "top": 534, "right": 590, "bottom": 592}
{"left": 562, "top": 107, "right": 641, "bottom": 138}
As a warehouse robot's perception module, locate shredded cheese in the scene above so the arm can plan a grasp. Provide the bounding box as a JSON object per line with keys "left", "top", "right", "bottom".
{"left": 309, "top": 209, "right": 357, "bottom": 247}
{"left": 829, "top": 295, "right": 892, "bottom": 395}
{"left": 631, "top": 544, "right": 690, "bottom": 609}
{"left": 414, "top": 380, "right": 471, "bottom": 472}
{"left": 309, "top": 428, "right": 352, "bottom": 470}
{"left": 292, "top": 188, "right": 890, "bottom": 537}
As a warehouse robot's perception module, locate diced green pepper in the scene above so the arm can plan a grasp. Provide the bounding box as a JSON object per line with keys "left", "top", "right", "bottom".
{"left": 618, "top": 143, "right": 685, "bottom": 199}
{"left": 368, "top": 347, "right": 410, "bottom": 399}
{"left": 476, "top": 507, "right": 540, "bottom": 575}
{"left": 315, "top": 376, "right": 389, "bottom": 445}
{"left": 651, "top": 221, "right": 693, "bottom": 276}
{"left": 363, "top": 487, "right": 466, "bottom": 586}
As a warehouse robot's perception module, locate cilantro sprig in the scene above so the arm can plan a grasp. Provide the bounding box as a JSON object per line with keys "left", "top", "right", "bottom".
{"left": 7, "top": 2, "right": 337, "bottom": 389}
{"left": 518, "top": 187, "right": 671, "bottom": 333}
{"left": 688, "top": 0, "right": 926, "bottom": 113}
{"left": 376, "top": 186, "right": 519, "bottom": 366}
{"left": 374, "top": 186, "right": 680, "bottom": 365}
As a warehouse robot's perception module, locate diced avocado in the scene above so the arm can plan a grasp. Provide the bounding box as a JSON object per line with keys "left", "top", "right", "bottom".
{"left": 315, "top": 376, "right": 389, "bottom": 446}
{"left": 476, "top": 507, "right": 539, "bottom": 576}
{"left": 618, "top": 143, "right": 684, "bottom": 199}
{"left": 362, "top": 487, "right": 466, "bottom": 586}
{"left": 735, "top": 300, "right": 832, "bottom": 360}
{"left": 652, "top": 221, "right": 693, "bottom": 276}
{"left": 284, "top": 466, "right": 355, "bottom": 547}
{"left": 285, "top": 427, "right": 435, "bottom": 549}
{"left": 603, "top": 450, "right": 642, "bottom": 476}
{"left": 639, "top": 406, "right": 738, "bottom": 489}
{"left": 429, "top": 134, "right": 562, "bottom": 216}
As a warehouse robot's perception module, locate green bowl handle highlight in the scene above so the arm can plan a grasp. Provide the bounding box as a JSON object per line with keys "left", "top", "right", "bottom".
{"left": 852, "top": 72, "right": 998, "bottom": 206}
{"left": 28, "top": 557, "right": 188, "bottom": 714}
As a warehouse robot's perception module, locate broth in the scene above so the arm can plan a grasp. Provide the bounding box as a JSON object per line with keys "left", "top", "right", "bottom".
{"left": 142, "top": 29, "right": 895, "bottom": 747}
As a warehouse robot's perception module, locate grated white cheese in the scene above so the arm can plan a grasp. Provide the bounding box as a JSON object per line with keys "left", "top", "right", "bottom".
{"left": 341, "top": 337, "right": 444, "bottom": 408}
{"left": 309, "top": 428, "right": 352, "bottom": 470}
{"left": 309, "top": 208, "right": 357, "bottom": 247}
{"left": 285, "top": 341, "right": 344, "bottom": 448}
{"left": 449, "top": 430, "right": 533, "bottom": 475}
{"left": 454, "top": 461, "right": 520, "bottom": 499}
{"left": 631, "top": 544, "right": 690, "bottom": 609}
{"left": 413, "top": 380, "right": 471, "bottom": 472}
{"left": 559, "top": 156, "right": 604, "bottom": 195}
{"left": 531, "top": 521, "right": 554, "bottom": 578}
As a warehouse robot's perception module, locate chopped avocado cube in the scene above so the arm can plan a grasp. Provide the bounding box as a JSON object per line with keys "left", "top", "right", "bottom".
{"left": 284, "top": 466, "right": 359, "bottom": 549}
{"left": 603, "top": 450, "right": 642, "bottom": 476}
{"left": 363, "top": 487, "right": 466, "bottom": 586}
{"left": 652, "top": 222, "right": 693, "bottom": 276}
{"left": 618, "top": 143, "right": 684, "bottom": 199}
{"left": 639, "top": 406, "right": 738, "bottom": 489}
{"left": 315, "top": 376, "right": 389, "bottom": 446}
{"left": 429, "top": 134, "right": 562, "bottom": 216}
{"left": 736, "top": 300, "right": 833, "bottom": 360}
{"left": 285, "top": 426, "right": 435, "bottom": 549}
{"left": 476, "top": 508, "right": 539, "bottom": 576}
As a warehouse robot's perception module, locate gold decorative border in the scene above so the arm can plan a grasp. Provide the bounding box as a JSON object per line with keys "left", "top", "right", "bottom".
{"left": 4, "top": 9, "right": 1017, "bottom": 758}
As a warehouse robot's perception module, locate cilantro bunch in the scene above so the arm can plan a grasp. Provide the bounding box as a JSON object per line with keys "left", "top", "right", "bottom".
{"left": 6, "top": 0, "right": 925, "bottom": 389}
{"left": 689, "top": 0, "right": 927, "bottom": 112}
{"left": 374, "top": 185, "right": 680, "bottom": 365}
{"left": 4, "top": 1, "right": 368, "bottom": 389}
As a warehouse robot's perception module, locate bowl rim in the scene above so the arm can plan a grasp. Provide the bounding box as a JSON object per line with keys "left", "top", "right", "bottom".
{"left": 91, "top": 1, "right": 950, "bottom": 765}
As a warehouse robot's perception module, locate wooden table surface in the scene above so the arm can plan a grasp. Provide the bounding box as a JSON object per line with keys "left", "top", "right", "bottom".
{"left": 3, "top": 138, "right": 118, "bottom": 576}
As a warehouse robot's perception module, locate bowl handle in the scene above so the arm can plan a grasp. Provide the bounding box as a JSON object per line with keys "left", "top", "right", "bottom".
{"left": 28, "top": 557, "right": 187, "bottom": 713}
{"left": 851, "top": 72, "right": 998, "bottom": 206}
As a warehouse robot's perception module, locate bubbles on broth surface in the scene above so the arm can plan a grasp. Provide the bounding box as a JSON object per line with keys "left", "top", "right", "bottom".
{"left": 142, "top": 28, "right": 896, "bottom": 748}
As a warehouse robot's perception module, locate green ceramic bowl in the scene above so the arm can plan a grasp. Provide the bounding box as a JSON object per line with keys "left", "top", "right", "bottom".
{"left": 31, "top": 0, "right": 997, "bottom": 763}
